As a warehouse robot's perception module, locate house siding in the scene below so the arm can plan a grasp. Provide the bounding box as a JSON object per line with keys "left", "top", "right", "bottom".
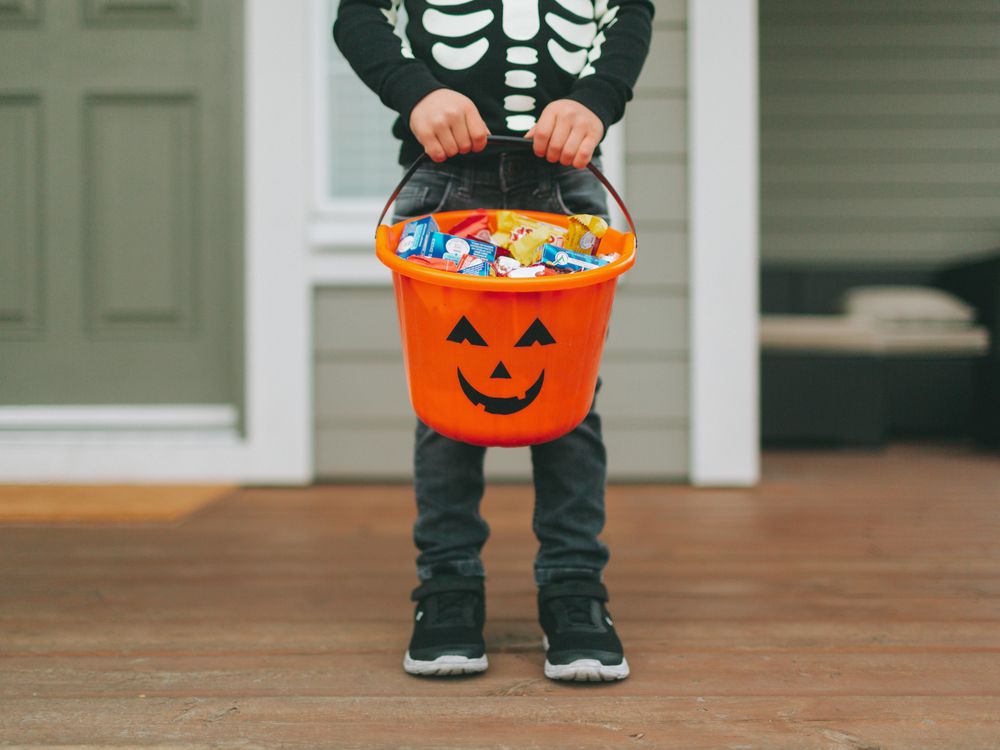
{"left": 314, "top": 3, "right": 690, "bottom": 480}
{"left": 761, "top": 0, "right": 1000, "bottom": 265}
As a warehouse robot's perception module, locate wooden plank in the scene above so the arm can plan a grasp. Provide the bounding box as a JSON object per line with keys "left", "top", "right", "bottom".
{"left": 7, "top": 620, "right": 1000, "bottom": 655}
{"left": 0, "top": 485, "right": 234, "bottom": 524}
{"left": 3, "top": 696, "right": 997, "bottom": 749}
{"left": 4, "top": 650, "right": 1000, "bottom": 699}
{"left": 4, "top": 445, "right": 1000, "bottom": 745}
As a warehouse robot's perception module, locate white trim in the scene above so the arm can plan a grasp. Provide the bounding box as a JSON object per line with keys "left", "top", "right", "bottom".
{"left": 311, "top": 0, "right": 335, "bottom": 219}
{"left": 0, "top": 405, "right": 237, "bottom": 431}
{"left": 309, "top": 204, "right": 384, "bottom": 247}
{"left": 688, "top": 0, "right": 760, "bottom": 486}
{"left": 309, "top": 252, "right": 392, "bottom": 286}
{"left": 601, "top": 121, "right": 627, "bottom": 232}
{"left": 0, "top": 0, "right": 313, "bottom": 484}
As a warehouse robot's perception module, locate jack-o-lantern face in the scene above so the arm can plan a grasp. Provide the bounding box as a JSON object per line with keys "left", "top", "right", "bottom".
{"left": 446, "top": 315, "right": 556, "bottom": 415}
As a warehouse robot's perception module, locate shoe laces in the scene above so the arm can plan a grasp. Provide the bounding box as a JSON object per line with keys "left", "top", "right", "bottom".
{"left": 427, "top": 590, "right": 476, "bottom": 628}
{"left": 550, "top": 596, "right": 601, "bottom": 631}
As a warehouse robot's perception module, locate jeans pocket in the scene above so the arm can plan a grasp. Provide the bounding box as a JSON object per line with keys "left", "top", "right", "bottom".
{"left": 394, "top": 170, "right": 455, "bottom": 220}
{"left": 553, "top": 167, "right": 610, "bottom": 220}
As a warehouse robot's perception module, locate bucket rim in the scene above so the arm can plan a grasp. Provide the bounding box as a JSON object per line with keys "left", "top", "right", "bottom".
{"left": 375, "top": 210, "right": 637, "bottom": 292}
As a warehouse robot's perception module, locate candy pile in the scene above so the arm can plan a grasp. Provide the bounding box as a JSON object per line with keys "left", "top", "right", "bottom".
{"left": 394, "top": 210, "right": 620, "bottom": 278}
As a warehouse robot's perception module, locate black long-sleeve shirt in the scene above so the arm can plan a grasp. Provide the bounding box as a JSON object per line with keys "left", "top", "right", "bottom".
{"left": 333, "top": 0, "right": 654, "bottom": 164}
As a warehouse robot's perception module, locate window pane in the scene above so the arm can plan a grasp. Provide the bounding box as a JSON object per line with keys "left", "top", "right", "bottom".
{"left": 327, "top": 0, "right": 406, "bottom": 199}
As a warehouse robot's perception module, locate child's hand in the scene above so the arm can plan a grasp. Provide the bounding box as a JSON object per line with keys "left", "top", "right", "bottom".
{"left": 410, "top": 89, "right": 491, "bottom": 163}
{"left": 527, "top": 100, "right": 605, "bottom": 170}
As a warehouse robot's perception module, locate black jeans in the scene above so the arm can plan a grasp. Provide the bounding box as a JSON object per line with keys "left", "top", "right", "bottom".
{"left": 392, "top": 150, "right": 611, "bottom": 587}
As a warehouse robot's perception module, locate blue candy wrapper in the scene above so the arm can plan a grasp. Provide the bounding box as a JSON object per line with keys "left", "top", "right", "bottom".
{"left": 396, "top": 216, "right": 439, "bottom": 258}
{"left": 427, "top": 232, "right": 497, "bottom": 263}
{"left": 541, "top": 244, "right": 610, "bottom": 273}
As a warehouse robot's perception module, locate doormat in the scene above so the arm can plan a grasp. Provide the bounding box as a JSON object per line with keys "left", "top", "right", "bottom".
{"left": 0, "top": 485, "right": 236, "bottom": 525}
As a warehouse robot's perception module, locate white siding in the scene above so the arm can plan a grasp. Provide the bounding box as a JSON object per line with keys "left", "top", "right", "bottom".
{"left": 761, "top": 0, "right": 1000, "bottom": 265}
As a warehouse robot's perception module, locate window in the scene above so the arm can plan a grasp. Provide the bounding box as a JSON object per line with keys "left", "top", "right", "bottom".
{"left": 312, "top": 0, "right": 408, "bottom": 246}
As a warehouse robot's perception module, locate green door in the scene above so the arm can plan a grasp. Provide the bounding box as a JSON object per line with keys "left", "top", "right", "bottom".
{"left": 0, "top": 0, "right": 243, "bottom": 419}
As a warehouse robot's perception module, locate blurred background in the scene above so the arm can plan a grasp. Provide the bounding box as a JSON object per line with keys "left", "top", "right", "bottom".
{"left": 1, "top": 0, "right": 998, "bottom": 487}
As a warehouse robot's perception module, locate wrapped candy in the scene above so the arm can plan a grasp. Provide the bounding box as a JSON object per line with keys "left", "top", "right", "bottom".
{"left": 507, "top": 231, "right": 550, "bottom": 267}
{"left": 407, "top": 255, "right": 461, "bottom": 272}
{"left": 496, "top": 211, "right": 567, "bottom": 266}
{"left": 541, "top": 244, "right": 610, "bottom": 273}
{"left": 396, "top": 216, "right": 438, "bottom": 258}
{"left": 427, "top": 232, "right": 497, "bottom": 262}
{"left": 457, "top": 254, "right": 491, "bottom": 276}
{"left": 508, "top": 264, "right": 548, "bottom": 279}
{"left": 448, "top": 211, "right": 493, "bottom": 243}
{"left": 493, "top": 256, "right": 522, "bottom": 277}
{"left": 565, "top": 214, "right": 608, "bottom": 255}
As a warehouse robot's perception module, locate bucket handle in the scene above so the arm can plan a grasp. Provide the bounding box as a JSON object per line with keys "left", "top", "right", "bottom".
{"left": 376, "top": 135, "right": 636, "bottom": 239}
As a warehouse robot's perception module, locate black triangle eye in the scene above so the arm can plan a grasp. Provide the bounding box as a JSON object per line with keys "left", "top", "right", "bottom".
{"left": 515, "top": 318, "right": 556, "bottom": 347}
{"left": 447, "top": 315, "right": 488, "bottom": 346}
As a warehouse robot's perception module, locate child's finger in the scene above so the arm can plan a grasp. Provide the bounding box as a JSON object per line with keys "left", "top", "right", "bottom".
{"left": 416, "top": 128, "right": 447, "bottom": 162}
{"left": 546, "top": 116, "right": 572, "bottom": 162}
{"left": 436, "top": 125, "right": 460, "bottom": 159}
{"left": 466, "top": 110, "right": 490, "bottom": 152}
{"left": 560, "top": 127, "right": 587, "bottom": 167}
{"left": 572, "top": 134, "right": 600, "bottom": 170}
{"left": 451, "top": 119, "right": 473, "bottom": 154}
{"left": 531, "top": 111, "right": 555, "bottom": 158}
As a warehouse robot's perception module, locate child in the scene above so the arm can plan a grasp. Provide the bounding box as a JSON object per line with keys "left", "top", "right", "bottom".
{"left": 334, "top": 0, "right": 653, "bottom": 681}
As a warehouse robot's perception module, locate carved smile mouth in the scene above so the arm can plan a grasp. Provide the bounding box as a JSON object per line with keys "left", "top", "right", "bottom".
{"left": 457, "top": 368, "right": 545, "bottom": 415}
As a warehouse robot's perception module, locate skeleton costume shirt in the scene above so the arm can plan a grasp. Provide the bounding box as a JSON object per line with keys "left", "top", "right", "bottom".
{"left": 333, "top": 0, "right": 655, "bottom": 164}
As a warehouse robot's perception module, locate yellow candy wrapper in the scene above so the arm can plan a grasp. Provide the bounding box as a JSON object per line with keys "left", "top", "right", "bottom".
{"left": 496, "top": 211, "right": 567, "bottom": 266}
{"left": 508, "top": 231, "right": 550, "bottom": 265}
{"left": 565, "top": 214, "right": 608, "bottom": 255}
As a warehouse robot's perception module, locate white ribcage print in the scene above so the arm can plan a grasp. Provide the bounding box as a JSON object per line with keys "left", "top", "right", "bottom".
{"left": 419, "top": 0, "right": 610, "bottom": 132}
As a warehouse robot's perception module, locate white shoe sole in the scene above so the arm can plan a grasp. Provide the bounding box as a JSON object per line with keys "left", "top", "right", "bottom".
{"left": 542, "top": 636, "right": 630, "bottom": 682}
{"left": 403, "top": 651, "right": 488, "bottom": 676}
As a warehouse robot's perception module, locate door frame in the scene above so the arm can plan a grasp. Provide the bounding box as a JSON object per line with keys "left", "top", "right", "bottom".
{"left": 688, "top": 0, "right": 760, "bottom": 486}
{"left": 0, "top": 0, "right": 312, "bottom": 483}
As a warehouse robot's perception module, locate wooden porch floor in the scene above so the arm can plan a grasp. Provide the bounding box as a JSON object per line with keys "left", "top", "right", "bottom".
{"left": 2, "top": 444, "right": 1000, "bottom": 748}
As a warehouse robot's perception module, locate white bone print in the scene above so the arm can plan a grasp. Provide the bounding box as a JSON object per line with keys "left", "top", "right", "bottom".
{"left": 415, "top": 0, "right": 609, "bottom": 131}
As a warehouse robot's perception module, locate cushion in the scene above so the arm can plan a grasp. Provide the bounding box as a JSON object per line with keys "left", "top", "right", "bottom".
{"left": 761, "top": 315, "right": 990, "bottom": 357}
{"left": 760, "top": 315, "right": 883, "bottom": 354}
{"left": 841, "top": 286, "right": 975, "bottom": 330}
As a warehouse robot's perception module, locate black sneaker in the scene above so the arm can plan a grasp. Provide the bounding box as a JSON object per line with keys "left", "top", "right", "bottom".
{"left": 403, "top": 575, "right": 488, "bottom": 676}
{"left": 538, "top": 579, "right": 629, "bottom": 682}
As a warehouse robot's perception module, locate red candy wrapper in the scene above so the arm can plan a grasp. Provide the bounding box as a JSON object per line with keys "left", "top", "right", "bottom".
{"left": 448, "top": 211, "right": 493, "bottom": 243}
{"left": 407, "top": 255, "right": 460, "bottom": 272}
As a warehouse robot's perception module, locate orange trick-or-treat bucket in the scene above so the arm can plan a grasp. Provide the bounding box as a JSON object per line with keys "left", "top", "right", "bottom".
{"left": 374, "top": 136, "right": 637, "bottom": 448}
